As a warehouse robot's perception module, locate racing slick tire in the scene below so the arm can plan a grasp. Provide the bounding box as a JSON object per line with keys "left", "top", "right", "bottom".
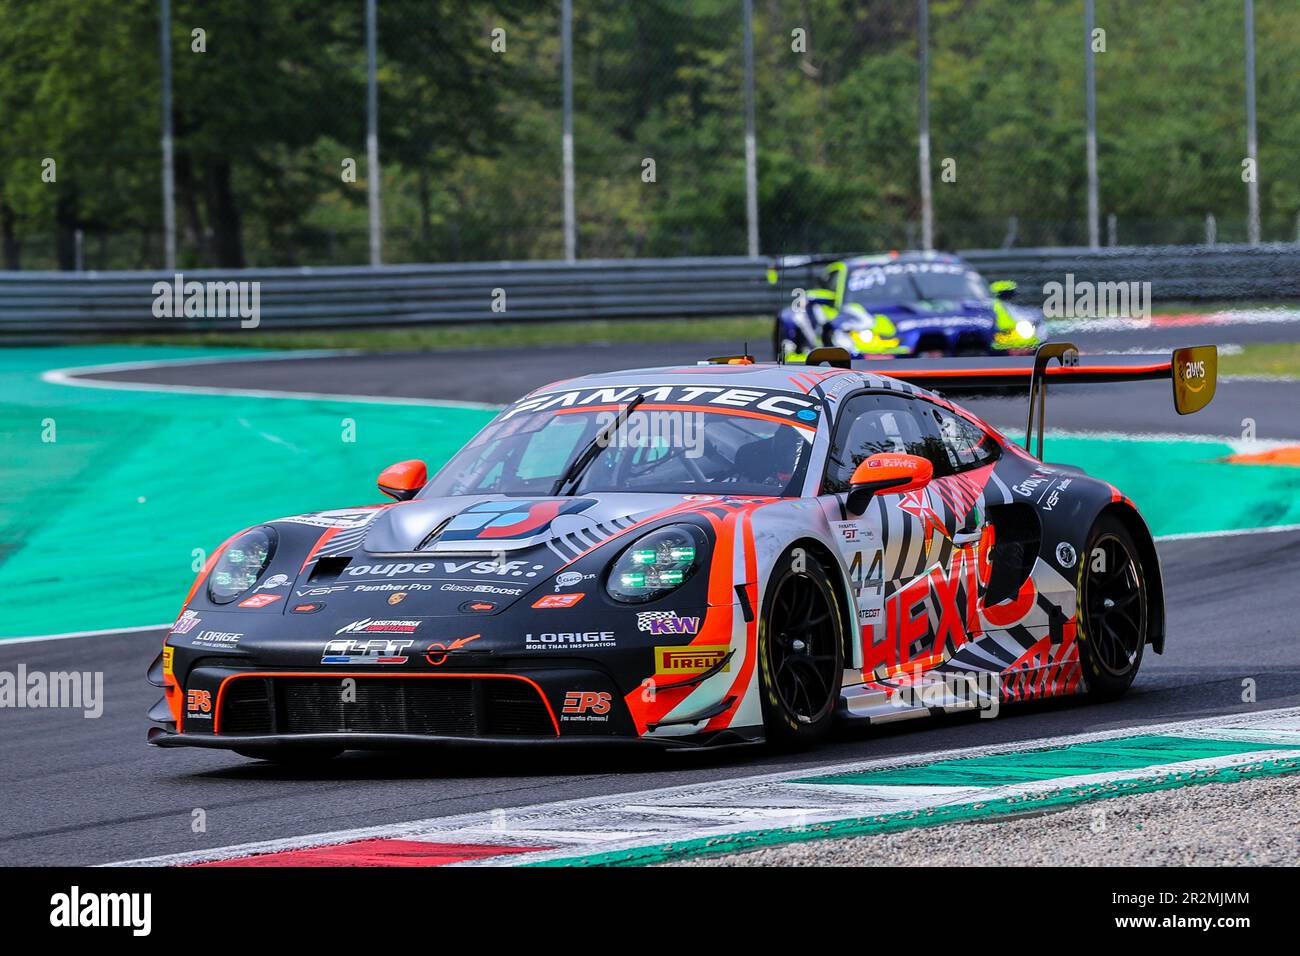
{"left": 234, "top": 746, "right": 344, "bottom": 764}
{"left": 1076, "top": 513, "right": 1148, "bottom": 701}
{"left": 758, "top": 548, "right": 845, "bottom": 749}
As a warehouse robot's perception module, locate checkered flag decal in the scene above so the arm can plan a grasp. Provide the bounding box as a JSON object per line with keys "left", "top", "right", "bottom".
{"left": 636, "top": 611, "right": 677, "bottom": 633}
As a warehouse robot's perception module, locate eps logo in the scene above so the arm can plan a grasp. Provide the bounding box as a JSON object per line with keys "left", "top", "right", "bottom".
{"left": 562, "top": 691, "right": 611, "bottom": 716}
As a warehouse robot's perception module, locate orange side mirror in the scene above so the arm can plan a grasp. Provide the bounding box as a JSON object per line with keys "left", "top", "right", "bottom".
{"left": 378, "top": 459, "right": 427, "bottom": 501}
{"left": 846, "top": 453, "right": 932, "bottom": 514}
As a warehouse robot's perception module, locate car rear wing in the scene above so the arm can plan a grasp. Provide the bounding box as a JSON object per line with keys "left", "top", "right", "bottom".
{"left": 805, "top": 343, "right": 1218, "bottom": 459}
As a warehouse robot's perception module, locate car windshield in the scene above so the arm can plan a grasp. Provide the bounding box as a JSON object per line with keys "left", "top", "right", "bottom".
{"left": 844, "top": 263, "right": 988, "bottom": 307}
{"left": 423, "top": 386, "right": 819, "bottom": 498}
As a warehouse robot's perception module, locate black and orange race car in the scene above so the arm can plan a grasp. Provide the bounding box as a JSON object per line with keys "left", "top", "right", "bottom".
{"left": 147, "top": 343, "right": 1217, "bottom": 760}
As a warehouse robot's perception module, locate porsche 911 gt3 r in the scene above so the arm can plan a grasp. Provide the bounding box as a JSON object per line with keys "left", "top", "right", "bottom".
{"left": 773, "top": 251, "right": 1044, "bottom": 361}
{"left": 147, "top": 344, "right": 1216, "bottom": 758}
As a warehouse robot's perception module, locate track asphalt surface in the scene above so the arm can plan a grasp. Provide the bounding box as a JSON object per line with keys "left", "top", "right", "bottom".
{"left": 2, "top": 323, "right": 1298, "bottom": 865}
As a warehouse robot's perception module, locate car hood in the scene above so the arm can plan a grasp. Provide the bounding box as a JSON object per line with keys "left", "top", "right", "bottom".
{"left": 252, "top": 493, "right": 721, "bottom": 620}
{"left": 839, "top": 300, "right": 997, "bottom": 331}
{"left": 364, "top": 492, "right": 687, "bottom": 555}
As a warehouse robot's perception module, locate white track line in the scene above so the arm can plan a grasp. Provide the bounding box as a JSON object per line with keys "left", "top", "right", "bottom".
{"left": 42, "top": 352, "right": 504, "bottom": 411}
{"left": 1155, "top": 523, "right": 1300, "bottom": 542}
{"left": 0, "top": 623, "right": 170, "bottom": 646}
{"left": 106, "top": 705, "right": 1300, "bottom": 867}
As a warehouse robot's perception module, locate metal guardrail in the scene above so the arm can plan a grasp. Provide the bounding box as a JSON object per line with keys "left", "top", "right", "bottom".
{"left": 2, "top": 244, "right": 1298, "bottom": 335}
{"left": 0, "top": 258, "right": 774, "bottom": 334}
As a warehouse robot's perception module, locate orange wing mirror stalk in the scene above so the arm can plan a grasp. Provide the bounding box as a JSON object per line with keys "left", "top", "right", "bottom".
{"left": 846, "top": 453, "right": 932, "bottom": 514}
{"left": 377, "top": 459, "right": 427, "bottom": 501}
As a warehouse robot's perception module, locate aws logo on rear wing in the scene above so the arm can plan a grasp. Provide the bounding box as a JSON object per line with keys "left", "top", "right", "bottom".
{"left": 502, "top": 385, "right": 821, "bottom": 423}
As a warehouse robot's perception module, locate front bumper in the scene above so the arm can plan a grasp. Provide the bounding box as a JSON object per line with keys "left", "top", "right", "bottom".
{"left": 145, "top": 726, "right": 752, "bottom": 752}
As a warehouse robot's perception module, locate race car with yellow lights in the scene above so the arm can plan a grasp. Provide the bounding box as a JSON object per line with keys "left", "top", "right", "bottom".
{"left": 773, "top": 251, "right": 1044, "bottom": 361}
{"left": 147, "top": 343, "right": 1216, "bottom": 759}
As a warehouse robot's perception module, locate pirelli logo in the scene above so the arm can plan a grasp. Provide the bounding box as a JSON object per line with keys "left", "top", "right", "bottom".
{"left": 654, "top": 645, "right": 730, "bottom": 675}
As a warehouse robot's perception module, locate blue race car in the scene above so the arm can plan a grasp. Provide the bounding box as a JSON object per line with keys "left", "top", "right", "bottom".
{"left": 772, "top": 251, "right": 1044, "bottom": 361}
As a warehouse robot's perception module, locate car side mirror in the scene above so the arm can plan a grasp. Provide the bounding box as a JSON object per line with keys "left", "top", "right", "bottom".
{"left": 377, "top": 459, "right": 427, "bottom": 501}
{"left": 845, "top": 453, "right": 933, "bottom": 514}
{"left": 991, "top": 280, "right": 1017, "bottom": 300}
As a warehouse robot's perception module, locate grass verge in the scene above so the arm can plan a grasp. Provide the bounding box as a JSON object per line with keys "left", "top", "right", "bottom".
{"left": 1220, "top": 342, "right": 1300, "bottom": 379}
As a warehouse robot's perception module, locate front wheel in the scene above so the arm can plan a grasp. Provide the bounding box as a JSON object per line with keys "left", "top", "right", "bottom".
{"left": 1076, "top": 514, "right": 1148, "bottom": 700}
{"left": 758, "top": 549, "right": 845, "bottom": 749}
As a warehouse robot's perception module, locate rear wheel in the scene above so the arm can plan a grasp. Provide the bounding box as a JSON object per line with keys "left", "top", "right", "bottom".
{"left": 1076, "top": 514, "right": 1148, "bottom": 700}
{"left": 758, "top": 549, "right": 845, "bottom": 748}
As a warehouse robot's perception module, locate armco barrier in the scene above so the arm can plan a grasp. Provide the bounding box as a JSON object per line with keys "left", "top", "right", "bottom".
{"left": 1, "top": 244, "right": 1297, "bottom": 335}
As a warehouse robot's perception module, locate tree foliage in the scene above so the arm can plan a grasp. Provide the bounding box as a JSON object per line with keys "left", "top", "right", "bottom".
{"left": 0, "top": 0, "right": 1296, "bottom": 268}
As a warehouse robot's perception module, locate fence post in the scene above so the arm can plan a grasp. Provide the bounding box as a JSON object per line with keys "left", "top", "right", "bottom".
{"left": 366, "top": 0, "right": 383, "bottom": 266}
{"left": 562, "top": 0, "right": 576, "bottom": 261}
{"left": 159, "top": 0, "right": 176, "bottom": 272}
{"left": 1084, "top": 0, "right": 1100, "bottom": 250}
{"left": 1244, "top": 0, "right": 1260, "bottom": 246}
{"left": 917, "top": 0, "right": 933, "bottom": 251}
{"left": 742, "top": 0, "right": 759, "bottom": 258}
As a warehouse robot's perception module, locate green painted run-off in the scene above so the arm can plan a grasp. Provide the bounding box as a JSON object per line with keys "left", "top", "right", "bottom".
{"left": 796, "top": 734, "right": 1300, "bottom": 787}
{"left": 0, "top": 347, "right": 494, "bottom": 637}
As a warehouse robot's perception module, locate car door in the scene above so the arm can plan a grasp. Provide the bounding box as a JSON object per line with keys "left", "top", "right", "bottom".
{"left": 821, "top": 390, "right": 949, "bottom": 678}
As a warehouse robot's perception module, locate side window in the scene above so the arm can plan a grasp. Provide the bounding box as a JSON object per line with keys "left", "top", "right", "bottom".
{"left": 823, "top": 392, "right": 943, "bottom": 494}
{"left": 927, "top": 404, "right": 1000, "bottom": 474}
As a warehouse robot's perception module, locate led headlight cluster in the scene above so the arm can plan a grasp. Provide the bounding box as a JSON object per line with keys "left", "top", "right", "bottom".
{"left": 207, "top": 527, "right": 276, "bottom": 604}
{"left": 606, "top": 525, "right": 704, "bottom": 604}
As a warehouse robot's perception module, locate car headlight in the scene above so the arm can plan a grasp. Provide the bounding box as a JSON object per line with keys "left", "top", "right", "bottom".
{"left": 1015, "top": 319, "right": 1037, "bottom": 340}
{"left": 207, "top": 527, "right": 277, "bottom": 604}
{"left": 606, "top": 525, "right": 705, "bottom": 604}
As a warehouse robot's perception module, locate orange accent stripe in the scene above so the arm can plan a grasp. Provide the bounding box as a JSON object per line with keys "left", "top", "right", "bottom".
{"left": 300, "top": 527, "right": 342, "bottom": 571}
{"left": 706, "top": 506, "right": 761, "bottom": 733}
{"left": 881, "top": 361, "right": 1172, "bottom": 381}
{"left": 1224, "top": 444, "right": 1300, "bottom": 467}
{"left": 212, "top": 672, "right": 560, "bottom": 737}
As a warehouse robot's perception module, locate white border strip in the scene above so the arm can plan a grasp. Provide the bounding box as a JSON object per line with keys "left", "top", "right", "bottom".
{"left": 0, "top": 623, "right": 169, "bottom": 646}
{"left": 105, "top": 705, "right": 1300, "bottom": 867}
{"left": 42, "top": 352, "right": 504, "bottom": 411}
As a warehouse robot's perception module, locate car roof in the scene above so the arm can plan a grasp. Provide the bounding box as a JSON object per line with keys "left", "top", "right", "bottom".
{"left": 526, "top": 362, "right": 935, "bottom": 402}
{"left": 842, "top": 251, "right": 967, "bottom": 268}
